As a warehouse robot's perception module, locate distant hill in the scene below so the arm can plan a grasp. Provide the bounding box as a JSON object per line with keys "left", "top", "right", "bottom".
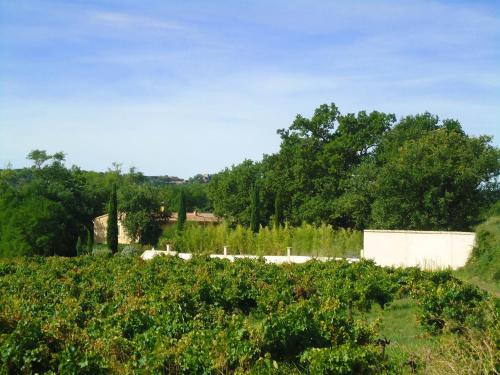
{"left": 146, "top": 175, "right": 186, "bottom": 185}
{"left": 146, "top": 174, "right": 212, "bottom": 185}
{"left": 0, "top": 168, "right": 211, "bottom": 186}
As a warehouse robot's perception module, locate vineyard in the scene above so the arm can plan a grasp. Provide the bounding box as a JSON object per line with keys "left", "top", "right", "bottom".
{"left": 0, "top": 255, "right": 498, "bottom": 374}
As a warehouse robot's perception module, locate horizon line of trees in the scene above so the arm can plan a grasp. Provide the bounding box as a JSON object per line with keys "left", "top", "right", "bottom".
{"left": 208, "top": 103, "right": 499, "bottom": 232}
{"left": 0, "top": 102, "right": 498, "bottom": 257}
{"left": 0, "top": 152, "right": 211, "bottom": 256}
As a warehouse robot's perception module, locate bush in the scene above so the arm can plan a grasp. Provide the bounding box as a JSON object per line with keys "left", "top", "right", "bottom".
{"left": 91, "top": 248, "right": 112, "bottom": 257}
{"left": 464, "top": 216, "right": 500, "bottom": 282}
{"left": 300, "top": 345, "right": 386, "bottom": 375}
{"left": 418, "top": 277, "right": 486, "bottom": 334}
{"left": 158, "top": 223, "right": 362, "bottom": 256}
{"left": 117, "top": 245, "right": 142, "bottom": 257}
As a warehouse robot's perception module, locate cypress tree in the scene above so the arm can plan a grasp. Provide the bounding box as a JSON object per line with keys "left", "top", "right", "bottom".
{"left": 177, "top": 190, "right": 187, "bottom": 232}
{"left": 75, "top": 236, "right": 84, "bottom": 256}
{"left": 250, "top": 184, "right": 260, "bottom": 233}
{"left": 274, "top": 190, "right": 284, "bottom": 228}
{"left": 107, "top": 183, "right": 118, "bottom": 253}
{"left": 86, "top": 226, "right": 93, "bottom": 254}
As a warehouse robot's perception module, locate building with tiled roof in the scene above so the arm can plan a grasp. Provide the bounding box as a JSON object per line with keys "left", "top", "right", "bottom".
{"left": 93, "top": 211, "right": 221, "bottom": 244}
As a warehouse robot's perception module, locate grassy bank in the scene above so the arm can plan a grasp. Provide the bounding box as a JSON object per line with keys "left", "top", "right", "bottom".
{"left": 456, "top": 215, "right": 500, "bottom": 297}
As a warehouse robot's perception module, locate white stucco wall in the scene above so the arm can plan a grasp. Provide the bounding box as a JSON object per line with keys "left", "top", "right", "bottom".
{"left": 363, "top": 230, "right": 475, "bottom": 270}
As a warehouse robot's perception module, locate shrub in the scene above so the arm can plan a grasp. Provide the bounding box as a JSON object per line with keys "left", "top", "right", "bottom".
{"left": 418, "top": 278, "right": 486, "bottom": 334}
{"left": 300, "top": 344, "right": 385, "bottom": 375}
{"left": 464, "top": 215, "right": 500, "bottom": 282}
{"left": 91, "top": 248, "right": 112, "bottom": 257}
{"left": 118, "top": 245, "right": 142, "bottom": 257}
{"left": 158, "top": 223, "right": 362, "bottom": 256}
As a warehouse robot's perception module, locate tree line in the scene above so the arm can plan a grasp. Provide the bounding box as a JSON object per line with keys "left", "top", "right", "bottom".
{"left": 0, "top": 102, "right": 498, "bottom": 257}
{"left": 208, "top": 103, "right": 499, "bottom": 231}
{"left": 0, "top": 153, "right": 209, "bottom": 256}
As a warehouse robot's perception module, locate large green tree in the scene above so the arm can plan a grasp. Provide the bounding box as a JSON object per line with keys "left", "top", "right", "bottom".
{"left": 119, "top": 183, "right": 165, "bottom": 246}
{"left": 208, "top": 160, "right": 264, "bottom": 227}
{"left": 0, "top": 195, "right": 67, "bottom": 256}
{"left": 0, "top": 150, "right": 95, "bottom": 257}
{"left": 262, "top": 104, "right": 394, "bottom": 226}
{"left": 160, "top": 183, "right": 211, "bottom": 213}
{"left": 371, "top": 129, "right": 499, "bottom": 230}
{"left": 208, "top": 103, "right": 498, "bottom": 231}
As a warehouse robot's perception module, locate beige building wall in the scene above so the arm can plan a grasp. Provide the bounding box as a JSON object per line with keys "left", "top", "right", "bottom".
{"left": 93, "top": 212, "right": 220, "bottom": 245}
{"left": 93, "top": 214, "right": 133, "bottom": 244}
{"left": 363, "top": 230, "right": 475, "bottom": 270}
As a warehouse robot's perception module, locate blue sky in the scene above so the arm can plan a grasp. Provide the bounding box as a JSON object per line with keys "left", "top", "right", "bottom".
{"left": 1, "top": 0, "right": 499, "bottom": 178}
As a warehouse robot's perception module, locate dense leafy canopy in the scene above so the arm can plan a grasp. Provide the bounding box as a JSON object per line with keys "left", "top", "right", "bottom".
{"left": 208, "top": 104, "right": 499, "bottom": 230}
{"left": 0, "top": 155, "right": 211, "bottom": 255}
{"left": 0, "top": 152, "right": 94, "bottom": 256}
{"left": 119, "top": 183, "right": 166, "bottom": 245}
{"left": 371, "top": 130, "right": 499, "bottom": 230}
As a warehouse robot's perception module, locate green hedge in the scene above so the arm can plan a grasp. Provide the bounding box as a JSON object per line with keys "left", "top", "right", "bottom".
{"left": 159, "top": 223, "right": 362, "bottom": 257}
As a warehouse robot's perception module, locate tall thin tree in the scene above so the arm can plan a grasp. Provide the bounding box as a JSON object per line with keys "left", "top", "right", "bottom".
{"left": 75, "top": 236, "right": 84, "bottom": 256}
{"left": 86, "top": 226, "right": 93, "bottom": 254}
{"left": 250, "top": 184, "right": 260, "bottom": 233}
{"left": 107, "top": 183, "right": 118, "bottom": 253}
{"left": 177, "top": 190, "right": 187, "bottom": 232}
{"left": 274, "top": 190, "right": 284, "bottom": 228}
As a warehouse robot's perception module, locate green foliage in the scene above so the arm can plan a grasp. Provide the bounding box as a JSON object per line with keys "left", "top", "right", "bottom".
{"left": 91, "top": 248, "right": 113, "bottom": 257}
{"left": 263, "top": 105, "right": 395, "bottom": 227}
{"left": 371, "top": 129, "right": 500, "bottom": 230}
{"left": 300, "top": 344, "right": 386, "bottom": 375}
{"left": 208, "top": 104, "right": 499, "bottom": 231}
{"left": 75, "top": 236, "right": 84, "bottom": 256}
{"left": 208, "top": 160, "right": 263, "bottom": 227}
{"left": 159, "top": 222, "right": 362, "bottom": 256}
{"left": 86, "top": 227, "right": 93, "bottom": 254}
{"left": 0, "top": 256, "right": 494, "bottom": 373}
{"left": 107, "top": 183, "right": 118, "bottom": 253}
{"left": 0, "top": 257, "right": 382, "bottom": 373}
{"left": 0, "top": 195, "right": 67, "bottom": 256}
{"left": 119, "top": 183, "right": 165, "bottom": 245}
{"left": 177, "top": 189, "right": 187, "bottom": 232}
{"left": 117, "top": 245, "right": 142, "bottom": 257}
{"left": 249, "top": 184, "right": 260, "bottom": 233}
{"left": 467, "top": 215, "right": 500, "bottom": 280}
{"left": 0, "top": 151, "right": 96, "bottom": 257}
{"left": 160, "top": 182, "right": 211, "bottom": 212}
{"left": 274, "top": 190, "right": 284, "bottom": 228}
{"left": 457, "top": 215, "right": 500, "bottom": 295}
{"left": 417, "top": 277, "right": 486, "bottom": 334}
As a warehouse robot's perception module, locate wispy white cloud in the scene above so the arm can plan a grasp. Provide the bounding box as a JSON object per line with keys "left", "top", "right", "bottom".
{"left": 89, "top": 11, "right": 185, "bottom": 31}
{"left": 1, "top": 0, "right": 499, "bottom": 176}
